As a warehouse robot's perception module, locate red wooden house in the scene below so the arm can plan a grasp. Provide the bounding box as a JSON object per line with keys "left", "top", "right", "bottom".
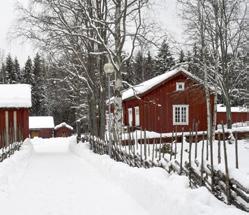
{"left": 0, "top": 84, "right": 32, "bottom": 149}
{"left": 121, "top": 68, "right": 215, "bottom": 132}
{"left": 54, "top": 122, "right": 73, "bottom": 137}
{"left": 29, "top": 116, "right": 55, "bottom": 138}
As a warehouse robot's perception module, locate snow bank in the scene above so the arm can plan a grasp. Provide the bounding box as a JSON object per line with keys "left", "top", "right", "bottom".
{"left": 70, "top": 139, "right": 246, "bottom": 215}
{"left": 0, "top": 84, "right": 32, "bottom": 108}
{"left": 0, "top": 139, "right": 33, "bottom": 197}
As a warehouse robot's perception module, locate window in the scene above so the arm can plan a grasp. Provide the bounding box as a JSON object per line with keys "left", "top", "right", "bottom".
{"left": 134, "top": 106, "right": 140, "bottom": 126}
{"left": 128, "top": 108, "right": 133, "bottom": 126}
{"left": 173, "top": 105, "right": 189, "bottom": 125}
{"left": 176, "top": 82, "right": 185, "bottom": 91}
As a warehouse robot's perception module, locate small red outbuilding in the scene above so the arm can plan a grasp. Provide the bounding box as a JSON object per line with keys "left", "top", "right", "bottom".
{"left": 0, "top": 84, "right": 32, "bottom": 149}
{"left": 54, "top": 122, "right": 73, "bottom": 137}
{"left": 29, "top": 116, "right": 55, "bottom": 138}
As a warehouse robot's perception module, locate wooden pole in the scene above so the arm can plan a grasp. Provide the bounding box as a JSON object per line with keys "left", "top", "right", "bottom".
{"left": 144, "top": 130, "right": 147, "bottom": 160}
{"left": 218, "top": 131, "right": 221, "bottom": 164}
{"left": 180, "top": 129, "right": 184, "bottom": 175}
{"left": 194, "top": 123, "right": 198, "bottom": 159}
{"left": 174, "top": 128, "right": 177, "bottom": 160}
{"left": 201, "top": 132, "right": 205, "bottom": 185}
{"left": 159, "top": 132, "right": 162, "bottom": 160}
{"left": 235, "top": 132, "right": 239, "bottom": 169}
{"left": 189, "top": 130, "right": 193, "bottom": 188}
{"left": 152, "top": 138, "right": 155, "bottom": 163}
{"left": 222, "top": 123, "right": 231, "bottom": 204}
{"left": 170, "top": 130, "right": 174, "bottom": 161}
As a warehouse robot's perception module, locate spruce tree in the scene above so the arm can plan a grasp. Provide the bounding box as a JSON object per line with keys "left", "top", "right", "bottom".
{"left": 178, "top": 50, "right": 185, "bottom": 63}
{"left": 155, "top": 39, "right": 175, "bottom": 75}
{"left": 5, "top": 55, "right": 16, "bottom": 83}
{"left": 32, "top": 53, "right": 48, "bottom": 116}
{"left": 14, "top": 57, "right": 22, "bottom": 83}
{"left": 0, "top": 63, "right": 6, "bottom": 83}
{"left": 23, "top": 57, "right": 34, "bottom": 85}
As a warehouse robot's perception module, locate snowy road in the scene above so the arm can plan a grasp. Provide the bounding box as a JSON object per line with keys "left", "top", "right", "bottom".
{"left": 1, "top": 138, "right": 149, "bottom": 215}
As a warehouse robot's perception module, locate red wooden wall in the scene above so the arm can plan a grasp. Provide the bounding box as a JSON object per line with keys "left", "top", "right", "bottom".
{"left": 30, "top": 128, "right": 54, "bottom": 138}
{"left": 123, "top": 73, "right": 214, "bottom": 132}
{"left": 0, "top": 108, "right": 29, "bottom": 148}
{"left": 217, "top": 112, "right": 249, "bottom": 125}
{"left": 55, "top": 127, "right": 73, "bottom": 137}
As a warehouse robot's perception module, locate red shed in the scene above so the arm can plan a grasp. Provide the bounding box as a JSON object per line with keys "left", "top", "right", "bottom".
{"left": 0, "top": 84, "right": 31, "bottom": 149}
{"left": 217, "top": 104, "right": 249, "bottom": 125}
{"left": 29, "top": 116, "right": 55, "bottom": 138}
{"left": 54, "top": 122, "right": 73, "bottom": 137}
{"left": 121, "top": 68, "right": 215, "bottom": 132}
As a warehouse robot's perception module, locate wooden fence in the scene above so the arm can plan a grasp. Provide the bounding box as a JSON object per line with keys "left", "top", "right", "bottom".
{"left": 84, "top": 125, "right": 249, "bottom": 212}
{"left": 0, "top": 126, "right": 24, "bottom": 162}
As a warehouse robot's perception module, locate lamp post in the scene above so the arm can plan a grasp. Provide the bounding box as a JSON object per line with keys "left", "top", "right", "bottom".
{"left": 104, "top": 62, "right": 115, "bottom": 157}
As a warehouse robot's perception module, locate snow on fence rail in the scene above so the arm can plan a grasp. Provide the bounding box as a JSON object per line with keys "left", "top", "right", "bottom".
{"left": 0, "top": 127, "right": 24, "bottom": 162}
{"left": 83, "top": 125, "right": 249, "bottom": 212}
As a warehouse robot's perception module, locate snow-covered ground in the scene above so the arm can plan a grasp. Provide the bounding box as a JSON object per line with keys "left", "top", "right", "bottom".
{"left": 0, "top": 136, "right": 247, "bottom": 215}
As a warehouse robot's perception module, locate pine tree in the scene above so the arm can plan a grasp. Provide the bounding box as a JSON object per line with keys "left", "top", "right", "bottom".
{"left": 155, "top": 39, "right": 175, "bottom": 75}
{"left": 0, "top": 63, "right": 6, "bottom": 83}
{"left": 178, "top": 50, "right": 185, "bottom": 63}
{"left": 133, "top": 50, "right": 144, "bottom": 84}
{"left": 32, "top": 53, "right": 48, "bottom": 116}
{"left": 14, "top": 57, "right": 22, "bottom": 83}
{"left": 23, "top": 57, "right": 34, "bottom": 85}
{"left": 144, "top": 51, "right": 155, "bottom": 80}
{"left": 5, "top": 55, "right": 16, "bottom": 83}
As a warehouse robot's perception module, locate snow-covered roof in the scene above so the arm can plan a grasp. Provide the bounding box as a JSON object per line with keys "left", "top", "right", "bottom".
{"left": 0, "top": 84, "right": 32, "bottom": 108}
{"left": 217, "top": 104, "right": 249, "bottom": 113}
{"left": 29, "top": 116, "right": 55, "bottom": 129}
{"left": 54, "top": 122, "right": 73, "bottom": 130}
{"left": 122, "top": 68, "right": 205, "bottom": 101}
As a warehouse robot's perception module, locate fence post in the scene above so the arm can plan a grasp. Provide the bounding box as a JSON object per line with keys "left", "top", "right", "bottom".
{"left": 180, "top": 129, "right": 184, "bottom": 175}
{"left": 201, "top": 132, "right": 205, "bottom": 185}
{"left": 235, "top": 132, "right": 239, "bottom": 169}
{"left": 222, "top": 123, "right": 231, "bottom": 205}
{"left": 189, "top": 130, "right": 193, "bottom": 188}
{"left": 218, "top": 131, "right": 221, "bottom": 164}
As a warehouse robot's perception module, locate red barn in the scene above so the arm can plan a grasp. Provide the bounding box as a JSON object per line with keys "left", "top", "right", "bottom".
{"left": 29, "top": 116, "right": 55, "bottom": 138}
{"left": 121, "top": 68, "right": 215, "bottom": 132}
{"left": 0, "top": 84, "right": 32, "bottom": 149}
{"left": 54, "top": 122, "right": 73, "bottom": 137}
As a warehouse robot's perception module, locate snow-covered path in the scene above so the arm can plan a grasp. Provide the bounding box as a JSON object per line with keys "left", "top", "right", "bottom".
{"left": 1, "top": 138, "right": 149, "bottom": 215}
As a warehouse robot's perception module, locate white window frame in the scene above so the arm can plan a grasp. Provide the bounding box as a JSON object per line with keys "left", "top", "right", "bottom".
{"left": 176, "top": 82, "right": 185, "bottom": 91}
{"left": 128, "top": 108, "right": 133, "bottom": 126}
{"left": 134, "top": 106, "right": 140, "bottom": 126}
{"left": 173, "top": 105, "right": 189, "bottom": 125}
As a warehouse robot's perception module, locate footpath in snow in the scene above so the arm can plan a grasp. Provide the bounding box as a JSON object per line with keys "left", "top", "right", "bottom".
{"left": 0, "top": 137, "right": 247, "bottom": 215}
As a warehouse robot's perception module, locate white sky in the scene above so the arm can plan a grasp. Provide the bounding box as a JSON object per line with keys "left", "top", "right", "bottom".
{"left": 0, "top": 0, "right": 184, "bottom": 66}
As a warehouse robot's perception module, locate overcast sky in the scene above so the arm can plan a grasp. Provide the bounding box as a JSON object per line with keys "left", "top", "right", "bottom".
{"left": 0, "top": 0, "right": 183, "bottom": 66}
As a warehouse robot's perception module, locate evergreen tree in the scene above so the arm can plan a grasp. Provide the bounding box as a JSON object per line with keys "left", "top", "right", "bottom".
{"left": 5, "top": 55, "right": 16, "bottom": 83}
{"left": 23, "top": 57, "right": 34, "bottom": 85}
{"left": 0, "top": 63, "right": 6, "bottom": 83}
{"left": 32, "top": 53, "right": 48, "bottom": 116}
{"left": 178, "top": 50, "right": 185, "bottom": 63}
{"left": 155, "top": 39, "right": 175, "bottom": 75}
{"left": 14, "top": 57, "right": 22, "bottom": 83}
{"left": 133, "top": 50, "right": 144, "bottom": 84}
{"left": 144, "top": 51, "right": 155, "bottom": 80}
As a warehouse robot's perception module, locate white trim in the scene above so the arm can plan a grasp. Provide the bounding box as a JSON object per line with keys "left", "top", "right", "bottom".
{"left": 5, "top": 111, "right": 9, "bottom": 146}
{"left": 14, "top": 111, "right": 17, "bottom": 142}
{"left": 134, "top": 106, "right": 140, "bottom": 126}
{"left": 176, "top": 82, "right": 185, "bottom": 91}
{"left": 128, "top": 108, "right": 133, "bottom": 126}
{"left": 173, "top": 105, "right": 189, "bottom": 125}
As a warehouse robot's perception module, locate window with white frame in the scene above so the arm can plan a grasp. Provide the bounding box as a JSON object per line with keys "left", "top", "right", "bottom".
{"left": 134, "top": 106, "right": 140, "bottom": 126}
{"left": 173, "top": 105, "right": 189, "bottom": 125}
{"left": 176, "top": 82, "right": 185, "bottom": 91}
{"left": 128, "top": 108, "right": 133, "bottom": 126}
